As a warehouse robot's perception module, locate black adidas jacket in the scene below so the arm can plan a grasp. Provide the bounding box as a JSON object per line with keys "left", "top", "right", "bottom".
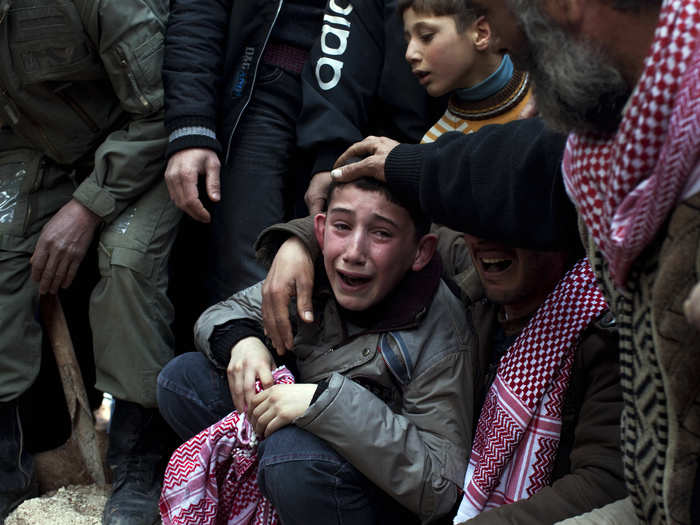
{"left": 297, "top": 0, "right": 447, "bottom": 176}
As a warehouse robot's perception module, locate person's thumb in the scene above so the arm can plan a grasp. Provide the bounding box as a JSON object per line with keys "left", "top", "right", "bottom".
{"left": 296, "top": 278, "right": 314, "bottom": 324}
{"left": 206, "top": 159, "right": 221, "bottom": 202}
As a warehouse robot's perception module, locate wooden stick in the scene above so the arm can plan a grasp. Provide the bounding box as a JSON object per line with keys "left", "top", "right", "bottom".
{"left": 40, "top": 294, "right": 108, "bottom": 486}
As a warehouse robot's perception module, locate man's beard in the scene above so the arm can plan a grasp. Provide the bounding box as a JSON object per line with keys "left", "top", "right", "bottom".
{"left": 506, "top": 0, "right": 632, "bottom": 135}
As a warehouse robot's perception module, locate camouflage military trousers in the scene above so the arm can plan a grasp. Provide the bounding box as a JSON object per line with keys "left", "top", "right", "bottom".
{"left": 0, "top": 131, "right": 180, "bottom": 406}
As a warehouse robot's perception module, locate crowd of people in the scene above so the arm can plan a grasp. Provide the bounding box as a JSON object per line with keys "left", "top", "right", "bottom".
{"left": 0, "top": 0, "right": 698, "bottom": 524}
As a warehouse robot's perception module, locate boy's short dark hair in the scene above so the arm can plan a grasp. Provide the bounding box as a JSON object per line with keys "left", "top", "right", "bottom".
{"left": 397, "top": 0, "right": 485, "bottom": 32}
{"left": 325, "top": 177, "right": 431, "bottom": 239}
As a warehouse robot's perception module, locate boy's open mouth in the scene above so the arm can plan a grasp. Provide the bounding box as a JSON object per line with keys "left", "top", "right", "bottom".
{"left": 480, "top": 257, "right": 513, "bottom": 273}
{"left": 338, "top": 270, "right": 371, "bottom": 287}
{"left": 413, "top": 70, "right": 429, "bottom": 80}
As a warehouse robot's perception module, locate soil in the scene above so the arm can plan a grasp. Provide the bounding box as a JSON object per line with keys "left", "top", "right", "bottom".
{"left": 6, "top": 485, "right": 110, "bottom": 525}
{"left": 6, "top": 401, "right": 114, "bottom": 525}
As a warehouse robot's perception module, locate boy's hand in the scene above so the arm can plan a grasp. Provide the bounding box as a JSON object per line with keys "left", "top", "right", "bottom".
{"left": 262, "top": 237, "right": 315, "bottom": 355}
{"left": 249, "top": 383, "right": 316, "bottom": 437}
{"left": 331, "top": 136, "right": 399, "bottom": 183}
{"left": 227, "top": 337, "right": 275, "bottom": 413}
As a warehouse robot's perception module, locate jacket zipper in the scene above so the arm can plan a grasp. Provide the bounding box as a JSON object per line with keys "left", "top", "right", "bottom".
{"left": 115, "top": 46, "right": 151, "bottom": 110}
{"left": 224, "top": 0, "right": 284, "bottom": 162}
{"left": 0, "top": 84, "right": 62, "bottom": 160}
{"left": 54, "top": 87, "right": 100, "bottom": 132}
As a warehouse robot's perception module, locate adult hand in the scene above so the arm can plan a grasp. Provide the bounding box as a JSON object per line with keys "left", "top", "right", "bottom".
{"left": 331, "top": 136, "right": 399, "bottom": 183}
{"left": 262, "top": 237, "right": 315, "bottom": 355}
{"left": 227, "top": 336, "right": 275, "bottom": 413}
{"left": 164, "top": 147, "right": 221, "bottom": 222}
{"left": 249, "top": 383, "right": 316, "bottom": 437}
{"left": 30, "top": 199, "right": 101, "bottom": 295}
{"left": 683, "top": 282, "right": 700, "bottom": 330}
{"left": 304, "top": 171, "right": 332, "bottom": 215}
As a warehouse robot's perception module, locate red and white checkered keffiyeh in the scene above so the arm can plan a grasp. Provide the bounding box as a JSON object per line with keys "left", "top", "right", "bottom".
{"left": 159, "top": 366, "right": 295, "bottom": 525}
{"left": 563, "top": 0, "right": 700, "bottom": 287}
{"left": 454, "top": 260, "right": 607, "bottom": 522}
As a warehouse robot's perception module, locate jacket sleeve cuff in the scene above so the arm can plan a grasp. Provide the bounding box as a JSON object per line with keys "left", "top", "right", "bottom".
{"left": 255, "top": 216, "right": 320, "bottom": 268}
{"left": 295, "top": 372, "right": 344, "bottom": 427}
{"left": 72, "top": 178, "right": 117, "bottom": 222}
{"left": 209, "top": 319, "right": 267, "bottom": 369}
{"left": 385, "top": 144, "right": 424, "bottom": 215}
{"left": 165, "top": 119, "right": 222, "bottom": 160}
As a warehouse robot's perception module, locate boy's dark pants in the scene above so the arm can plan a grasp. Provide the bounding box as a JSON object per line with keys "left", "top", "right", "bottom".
{"left": 157, "top": 352, "right": 420, "bottom": 525}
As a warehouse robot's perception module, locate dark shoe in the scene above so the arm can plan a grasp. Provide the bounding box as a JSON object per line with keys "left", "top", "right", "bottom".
{"left": 0, "top": 401, "right": 37, "bottom": 524}
{"left": 102, "top": 455, "right": 162, "bottom": 525}
{"left": 102, "top": 399, "right": 174, "bottom": 525}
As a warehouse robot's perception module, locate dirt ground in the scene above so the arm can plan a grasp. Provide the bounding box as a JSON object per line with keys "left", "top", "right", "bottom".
{"left": 6, "top": 484, "right": 110, "bottom": 525}
{"left": 7, "top": 402, "right": 114, "bottom": 525}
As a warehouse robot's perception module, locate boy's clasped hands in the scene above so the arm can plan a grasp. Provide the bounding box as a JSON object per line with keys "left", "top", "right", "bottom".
{"left": 226, "top": 336, "right": 315, "bottom": 438}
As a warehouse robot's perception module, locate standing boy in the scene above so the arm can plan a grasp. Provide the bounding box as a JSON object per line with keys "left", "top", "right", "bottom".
{"left": 400, "top": 0, "right": 532, "bottom": 142}
{"left": 158, "top": 178, "right": 474, "bottom": 523}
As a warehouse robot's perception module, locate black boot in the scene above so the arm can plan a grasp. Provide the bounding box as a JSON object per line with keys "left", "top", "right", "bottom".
{"left": 0, "top": 401, "right": 38, "bottom": 524}
{"left": 102, "top": 399, "right": 175, "bottom": 525}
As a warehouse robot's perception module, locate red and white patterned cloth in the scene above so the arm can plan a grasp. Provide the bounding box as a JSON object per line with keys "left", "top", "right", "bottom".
{"left": 159, "top": 366, "right": 295, "bottom": 525}
{"left": 454, "top": 260, "right": 608, "bottom": 522}
{"left": 563, "top": 0, "right": 700, "bottom": 287}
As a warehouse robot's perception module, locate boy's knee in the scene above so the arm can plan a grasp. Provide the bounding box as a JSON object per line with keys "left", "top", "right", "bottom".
{"left": 257, "top": 427, "right": 361, "bottom": 511}
{"left": 157, "top": 353, "right": 209, "bottom": 398}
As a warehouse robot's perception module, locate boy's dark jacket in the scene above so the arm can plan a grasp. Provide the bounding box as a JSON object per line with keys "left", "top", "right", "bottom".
{"left": 194, "top": 254, "right": 475, "bottom": 523}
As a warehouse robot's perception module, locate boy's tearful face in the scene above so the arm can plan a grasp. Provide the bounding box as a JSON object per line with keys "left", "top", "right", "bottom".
{"left": 314, "top": 186, "right": 421, "bottom": 312}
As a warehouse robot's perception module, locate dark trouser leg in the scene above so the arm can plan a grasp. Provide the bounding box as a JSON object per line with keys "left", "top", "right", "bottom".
{"left": 257, "top": 426, "right": 419, "bottom": 525}
{"left": 0, "top": 401, "right": 38, "bottom": 522}
{"left": 205, "top": 65, "right": 304, "bottom": 303}
{"left": 156, "top": 352, "right": 233, "bottom": 442}
{"left": 95, "top": 181, "right": 181, "bottom": 525}
{"left": 91, "top": 180, "right": 180, "bottom": 407}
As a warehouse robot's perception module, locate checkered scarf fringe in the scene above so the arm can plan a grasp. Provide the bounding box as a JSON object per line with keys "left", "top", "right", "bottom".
{"left": 454, "top": 259, "right": 607, "bottom": 522}
{"left": 159, "top": 367, "right": 295, "bottom": 525}
{"left": 562, "top": 0, "right": 700, "bottom": 288}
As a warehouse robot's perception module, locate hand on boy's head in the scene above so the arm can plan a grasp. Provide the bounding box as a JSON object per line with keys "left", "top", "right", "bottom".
{"left": 249, "top": 383, "right": 316, "bottom": 437}
{"left": 331, "top": 136, "right": 399, "bottom": 183}
{"left": 227, "top": 336, "right": 275, "bottom": 413}
{"left": 262, "top": 236, "right": 315, "bottom": 355}
{"left": 305, "top": 171, "right": 332, "bottom": 215}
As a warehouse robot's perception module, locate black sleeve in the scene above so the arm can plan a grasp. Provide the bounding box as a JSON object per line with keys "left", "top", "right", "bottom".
{"left": 385, "top": 119, "right": 578, "bottom": 251}
{"left": 162, "top": 0, "right": 230, "bottom": 157}
{"left": 209, "top": 318, "right": 266, "bottom": 369}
